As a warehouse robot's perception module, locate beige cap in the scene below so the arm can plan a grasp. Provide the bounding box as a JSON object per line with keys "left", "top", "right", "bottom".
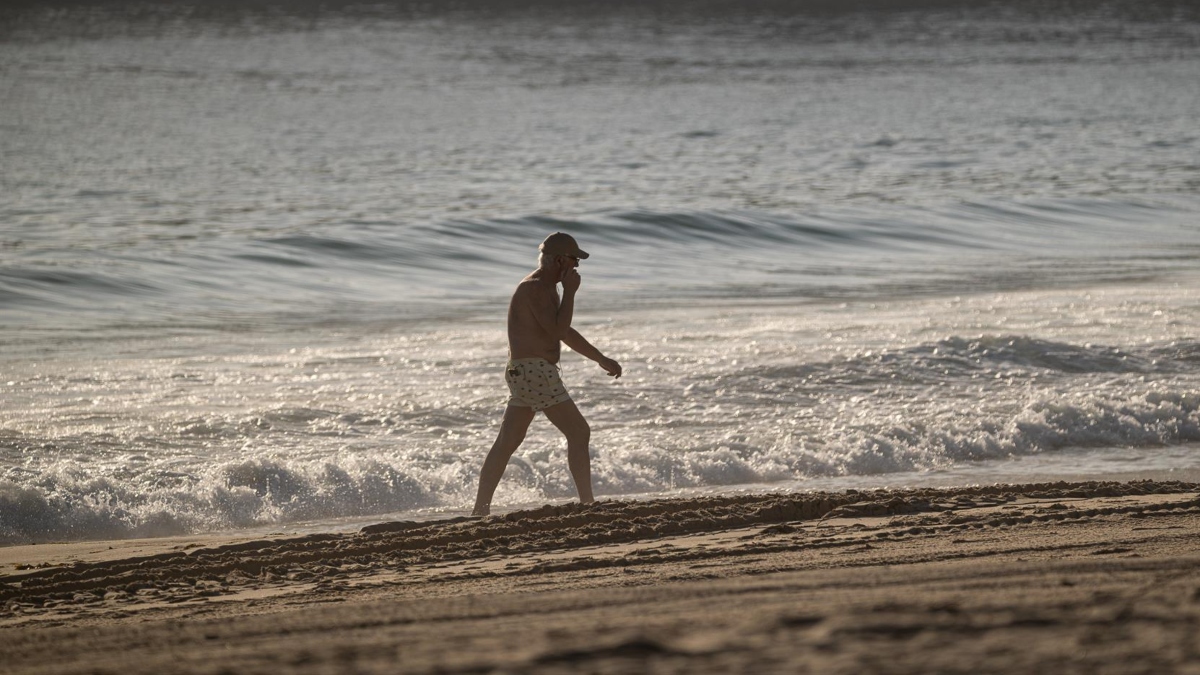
{"left": 538, "top": 232, "right": 590, "bottom": 259}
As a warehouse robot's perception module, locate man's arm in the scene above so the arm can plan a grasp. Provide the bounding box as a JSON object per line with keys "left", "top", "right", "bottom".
{"left": 527, "top": 282, "right": 576, "bottom": 340}
{"left": 564, "top": 328, "right": 622, "bottom": 378}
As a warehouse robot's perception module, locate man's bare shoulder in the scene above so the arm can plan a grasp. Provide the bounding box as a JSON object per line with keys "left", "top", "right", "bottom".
{"left": 512, "top": 275, "right": 555, "bottom": 306}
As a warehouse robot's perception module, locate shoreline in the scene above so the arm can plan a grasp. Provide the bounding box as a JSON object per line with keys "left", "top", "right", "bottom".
{"left": 4, "top": 457, "right": 1197, "bottom": 555}
{"left": 3, "top": 479, "right": 1199, "bottom": 673}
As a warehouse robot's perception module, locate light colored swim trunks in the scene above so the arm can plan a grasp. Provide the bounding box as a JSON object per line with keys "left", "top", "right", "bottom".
{"left": 505, "top": 357, "right": 572, "bottom": 411}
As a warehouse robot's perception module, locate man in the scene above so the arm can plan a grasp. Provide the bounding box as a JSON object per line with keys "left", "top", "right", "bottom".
{"left": 471, "top": 232, "right": 622, "bottom": 517}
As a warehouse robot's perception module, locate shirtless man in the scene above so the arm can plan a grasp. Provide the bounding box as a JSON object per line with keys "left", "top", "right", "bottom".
{"left": 471, "top": 232, "right": 622, "bottom": 517}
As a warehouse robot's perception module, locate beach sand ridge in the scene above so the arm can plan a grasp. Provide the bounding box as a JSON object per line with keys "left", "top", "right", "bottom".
{"left": 3, "top": 480, "right": 1199, "bottom": 673}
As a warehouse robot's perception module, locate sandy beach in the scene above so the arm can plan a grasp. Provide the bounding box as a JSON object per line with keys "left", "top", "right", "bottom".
{"left": 2, "top": 480, "right": 1198, "bottom": 674}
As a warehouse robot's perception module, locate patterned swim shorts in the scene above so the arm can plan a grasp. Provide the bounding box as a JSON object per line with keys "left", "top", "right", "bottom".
{"left": 505, "top": 357, "right": 572, "bottom": 411}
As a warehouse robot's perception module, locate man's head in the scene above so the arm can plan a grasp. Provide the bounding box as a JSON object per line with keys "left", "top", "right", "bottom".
{"left": 538, "top": 232, "right": 589, "bottom": 272}
{"left": 540, "top": 232, "right": 589, "bottom": 260}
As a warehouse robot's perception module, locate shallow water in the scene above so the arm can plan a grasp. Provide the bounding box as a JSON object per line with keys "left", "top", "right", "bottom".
{"left": 2, "top": 0, "right": 1199, "bottom": 544}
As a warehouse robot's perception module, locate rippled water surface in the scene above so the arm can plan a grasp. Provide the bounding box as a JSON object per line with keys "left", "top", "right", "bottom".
{"left": 2, "top": 0, "right": 1199, "bottom": 543}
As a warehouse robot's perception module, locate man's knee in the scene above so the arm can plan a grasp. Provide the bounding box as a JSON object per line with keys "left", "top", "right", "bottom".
{"left": 495, "top": 408, "right": 533, "bottom": 448}
{"left": 498, "top": 422, "right": 528, "bottom": 447}
{"left": 544, "top": 401, "right": 589, "bottom": 444}
{"left": 567, "top": 419, "right": 590, "bottom": 447}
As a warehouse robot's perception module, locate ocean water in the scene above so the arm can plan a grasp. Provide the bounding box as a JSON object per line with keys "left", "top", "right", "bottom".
{"left": 2, "top": 0, "right": 1199, "bottom": 545}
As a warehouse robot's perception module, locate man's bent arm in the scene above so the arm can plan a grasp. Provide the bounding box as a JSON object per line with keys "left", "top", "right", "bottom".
{"left": 555, "top": 288, "right": 576, "bottom": 339}
{"left": 529, "top": 284, "right": 576, "bottom": 340}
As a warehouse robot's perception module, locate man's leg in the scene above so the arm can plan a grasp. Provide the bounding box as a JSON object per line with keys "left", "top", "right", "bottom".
{"left": 472, "top": 404, "right": 536, "bottom": 516}
{"left": 543, "top": 400, "right": 593, "bottom": 504}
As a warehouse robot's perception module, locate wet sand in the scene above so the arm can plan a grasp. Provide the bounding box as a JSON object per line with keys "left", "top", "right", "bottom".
{"left": 3, "top": 480, "right": 1199, "bottom": 674}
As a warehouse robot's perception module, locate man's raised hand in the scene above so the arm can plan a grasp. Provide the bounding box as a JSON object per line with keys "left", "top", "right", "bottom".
{"left": 562, "top": 268, "right": 581, "bottom": 293}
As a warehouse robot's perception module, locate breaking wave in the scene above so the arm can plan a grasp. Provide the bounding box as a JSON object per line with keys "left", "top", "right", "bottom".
{"left": 4, "top": 335, "right": 1198, "bottom": 545}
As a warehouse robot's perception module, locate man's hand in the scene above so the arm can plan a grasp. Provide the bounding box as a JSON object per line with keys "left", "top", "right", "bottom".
{"left": 561, "top": 268, "right": 581, "bottom": 293}
{"left": 599, "top": 356, "right": 622, "bottom": 379}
